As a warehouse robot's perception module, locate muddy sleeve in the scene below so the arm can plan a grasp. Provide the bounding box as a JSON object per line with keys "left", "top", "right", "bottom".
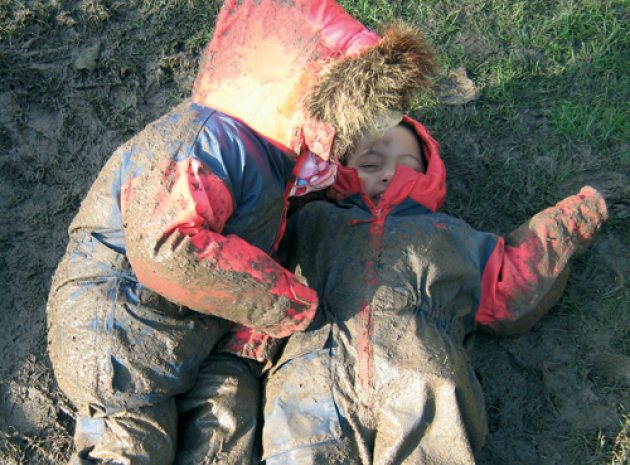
{"left": 209, "top": 203, "right": 326, "bottom": 368}
{"left": 475, "top": 186, "right": 607, "bottom": 336}
{"left": 122, "top": 155, "right": 317, "bottom": 339}
{"left": 210, "top": 208, "right": 319, "bottom": 368}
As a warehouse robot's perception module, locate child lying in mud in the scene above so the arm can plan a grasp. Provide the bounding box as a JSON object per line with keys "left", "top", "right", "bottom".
{"left": 261, "top": 117, "right": 608, "bottom": 464}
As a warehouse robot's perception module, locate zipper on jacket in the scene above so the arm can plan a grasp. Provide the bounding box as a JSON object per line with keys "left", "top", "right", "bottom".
{"left": 357, "top": 210, "right": 388, "bottom": 406}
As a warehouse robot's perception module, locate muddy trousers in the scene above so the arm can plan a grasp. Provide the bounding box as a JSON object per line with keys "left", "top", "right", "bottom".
{"left": 48, "top": 276, "right": 262, "bottom": 464}
{"left": 263, "top": 349, "right": 481, "bottom": 465}
{"left": 68, "top": 354, "right": 261, "bottom": 465}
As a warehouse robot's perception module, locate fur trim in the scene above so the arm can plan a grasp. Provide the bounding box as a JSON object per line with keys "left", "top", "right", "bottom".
{"left": 306, "top": 24, "right": 437, "bottom": 162}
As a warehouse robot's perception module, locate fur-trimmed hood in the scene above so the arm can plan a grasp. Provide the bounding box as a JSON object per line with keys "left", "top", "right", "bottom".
{"left": 192, "top": 0, "right": 435, "bottom": 162}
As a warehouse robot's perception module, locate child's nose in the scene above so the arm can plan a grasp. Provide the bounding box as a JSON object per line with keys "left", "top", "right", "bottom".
{"left": 381, "top": 169, "right": 394, "bottom": 183}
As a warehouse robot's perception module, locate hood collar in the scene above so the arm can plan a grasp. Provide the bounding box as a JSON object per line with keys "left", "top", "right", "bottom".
{"left": 330, "top": 115, "right": 446, "bottom": 212}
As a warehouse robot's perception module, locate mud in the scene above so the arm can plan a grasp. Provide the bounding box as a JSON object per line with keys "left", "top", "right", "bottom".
{"left": 1, "top": 2, "right": 628, "bottom": 465}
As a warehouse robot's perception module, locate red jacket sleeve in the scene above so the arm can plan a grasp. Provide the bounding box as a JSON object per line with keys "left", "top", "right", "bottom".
{"left": 475, "top": 186, "right": 607, "bottom": 336}
{"left": 122, "top": 156, "right": 317, "bottom": 338}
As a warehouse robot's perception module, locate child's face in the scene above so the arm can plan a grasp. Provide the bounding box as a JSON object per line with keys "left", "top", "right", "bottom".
{"left": 346, "top": 125, "right": 425, "bottom": 204}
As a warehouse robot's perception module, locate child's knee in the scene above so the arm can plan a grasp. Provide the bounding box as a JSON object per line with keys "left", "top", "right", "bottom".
{"left": 72, "top": 400, "right": 177, "bottom": 465}
{"left": 48, "top": 282, "right": 224, "bottom": 410}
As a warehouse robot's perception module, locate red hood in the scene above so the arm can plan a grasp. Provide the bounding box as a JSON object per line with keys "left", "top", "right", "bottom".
{"left": 192, "top": 0, "right": 435, "bottom": 161}
{"left": 330, "top": 115, "right": 447, "bottom": 212}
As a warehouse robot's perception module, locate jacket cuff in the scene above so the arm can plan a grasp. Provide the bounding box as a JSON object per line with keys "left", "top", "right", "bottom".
{"left": 216, "top": 324, "right": 285, "bottom": 372}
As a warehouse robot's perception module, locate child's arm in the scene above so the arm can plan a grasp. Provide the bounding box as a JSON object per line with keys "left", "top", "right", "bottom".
{"left": 475, "top": 186, "right": 607, "bottom": 336}
{"left": 212, "top": 209, "right": 311, "bottom": 370}
{"left": 122, "top": 155, "right": 317, "bottom": 339}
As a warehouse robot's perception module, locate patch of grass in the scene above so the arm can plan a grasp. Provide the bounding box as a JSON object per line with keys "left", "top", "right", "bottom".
{"left": 604, "top": 287, "right": 630, "bottom": 356}
{"left": 576, "top": 409, "right": 630, "bottom": 465}
{"left": 0, "top": 427, "right": 73, "bottom": 465}
{"left": 611, "top": 410, "right": 630, "bottom": 465}
{"left": 0, "top": 0, "right": 78, "bottom": 41}
{"left": 138, "top": 0, "right": 221, "bottom": 51}
{"left": 343, "top": 0, "right": 629, "bottom": 153}
{"left": 539, "top": 3, "right": 629, "bottom": 148}
{"left": 83, "top": 0, "right": 221, "bottom": 105}
{"left": 79, "top": 0, "right": 111, "bottom": 23}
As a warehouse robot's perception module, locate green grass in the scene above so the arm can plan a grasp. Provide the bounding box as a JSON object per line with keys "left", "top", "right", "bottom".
{"left": 343, "top": 0, "right": 629, "bottom": 149}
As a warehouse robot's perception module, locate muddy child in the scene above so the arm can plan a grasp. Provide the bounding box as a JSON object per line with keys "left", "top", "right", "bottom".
{"left": 45, "top": 0, "right": 437, "bottom": 464}
{"left": 262, "top": 118, "right": 608, "bottom": 464}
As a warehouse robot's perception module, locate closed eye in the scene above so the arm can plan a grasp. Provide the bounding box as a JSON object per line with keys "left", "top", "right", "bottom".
{"left": 357, "top": 151, "right": 383, "bottom": 170}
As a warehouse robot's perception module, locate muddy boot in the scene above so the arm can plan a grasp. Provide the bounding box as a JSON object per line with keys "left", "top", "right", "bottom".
{"left": 67, "top": 399, "right": 177, "bottom": 465}
{"left": 174, "top": 353, "right": 262, "bottom": 465}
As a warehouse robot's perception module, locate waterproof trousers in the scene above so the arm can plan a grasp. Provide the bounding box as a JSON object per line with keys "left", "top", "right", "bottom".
{"left": 49, "top": 277, "right": 261, "bottom": 465}
{"left": 66, "top": 354, "right": 261, "bottom": 465}
{"left": 263, "top": 346, "right": 482, "bottom": 465}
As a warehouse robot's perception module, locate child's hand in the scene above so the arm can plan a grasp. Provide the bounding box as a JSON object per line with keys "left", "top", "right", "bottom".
{"left": 547, "top": 185, "right": 608, "bottom": 257}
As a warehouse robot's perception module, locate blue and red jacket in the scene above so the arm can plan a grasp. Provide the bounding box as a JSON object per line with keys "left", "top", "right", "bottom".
{"left": 261, "top": 116, "right": 607, "bottom": 459}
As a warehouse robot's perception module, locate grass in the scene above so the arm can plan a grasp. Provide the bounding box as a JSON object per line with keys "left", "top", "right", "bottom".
{"left": 344, "top": 0, "right": 629, "bottom": 143}
{"left": 0, "top": 427, "right": 73, "bottom": 465}
{"left": 611, "top": 411, "right": 630, "bottom": 465}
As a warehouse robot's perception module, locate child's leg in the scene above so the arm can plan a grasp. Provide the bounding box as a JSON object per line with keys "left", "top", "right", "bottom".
{"left": 68, "top": 399, "right": 176, "bottom": 465}
{"left": 174, "top": 353, "right": 262, "bottom": 465}
{"left": 48, "top": 277, "right": 226, "bottom": 464}
{"left": 373, "top": 375, "right": 483, "bottom": 465}
{"left": 262, "top": 345, "right": 368, "bottom": 465}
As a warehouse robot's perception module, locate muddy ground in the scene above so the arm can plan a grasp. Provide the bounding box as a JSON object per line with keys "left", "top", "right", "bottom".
{"left": 1, "top": 1, "right": 629, "bottom": 464}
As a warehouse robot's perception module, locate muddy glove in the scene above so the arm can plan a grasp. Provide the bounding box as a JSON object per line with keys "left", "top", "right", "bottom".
{"left": 476, "top": 186, "right": 607, "bottom": 336}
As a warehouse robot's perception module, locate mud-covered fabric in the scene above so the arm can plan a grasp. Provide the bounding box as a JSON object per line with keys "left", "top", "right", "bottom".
{"left": 46, "top": 101, "right": 305, "bottom": 465}
{"left": 44, "top": 1, "right": 443, "bottom": 463}
{"left": 264, "top": 191, "right": 493, "bottom": 464}
{"left": 45, "top": 0, "right": 440, "bottom": 461}
{"left": 120, "top": 102, "right": 317, "bottom": 337}
{"left": 47, "top": 101, "right": 304, "bottom": 410}
{"left": 192, "top": 0, "right": 436, "bottom": 162}
{"left": 475, "top": 186, "right": 608, "bottom": 335}
{"left": 174, "top": 354, "right": 261, "bottom": 465}
{"left": 193, "top": 0, "right": 379, "bottom": 160}
{"left": 69, "top": 400, "right": 177, "bottom": 465}
{"left": 66, "top": 355, "right": 261, "bottom": 465}
{"left": 263, "top": 117, "right": 607, "bottom": 464}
